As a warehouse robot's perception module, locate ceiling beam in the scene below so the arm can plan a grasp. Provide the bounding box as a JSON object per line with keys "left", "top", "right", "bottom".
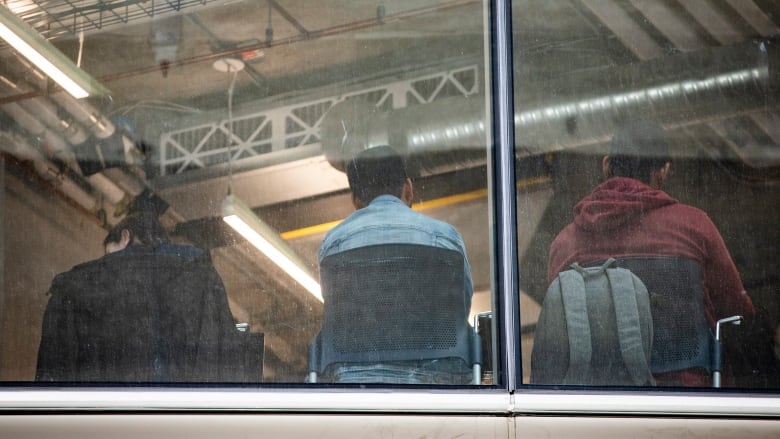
{"left": 580, "top": 0, "right": 663, "bottom": 60}
{"left": 267, "top": 0, "right": 310, "bottom": 38}
{"left": 724, "top": 0, "right": 780, "bottom": 37}
{"left": 679, "top": 0, "right": 749, "bottom": 45}
{"left": 628, "top": 0, "right": 708, "bottom": 51}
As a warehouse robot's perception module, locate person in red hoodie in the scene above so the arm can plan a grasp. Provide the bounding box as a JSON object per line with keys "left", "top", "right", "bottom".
{"left": 548, "top": 120, "right": 755, "bottom": 387}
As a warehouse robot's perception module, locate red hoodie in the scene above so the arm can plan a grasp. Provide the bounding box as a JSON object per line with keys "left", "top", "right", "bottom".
{"left": 548, "top": 177, "right": 754, "bottom": 386}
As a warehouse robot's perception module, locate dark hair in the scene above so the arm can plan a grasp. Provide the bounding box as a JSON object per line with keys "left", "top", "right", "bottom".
{"left": 346, "top": 145, "right": 408, "bottom": 205}
{"left": 608, "top": 120, "right": 671, "bottom": 184}
{"left": 103, "top": 211, "right": 169, "bottom": 249}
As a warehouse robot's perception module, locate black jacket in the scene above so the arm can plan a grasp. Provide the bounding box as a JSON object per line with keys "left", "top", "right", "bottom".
{"left": 35, "top": 244, "right": 262, "bottom": 383}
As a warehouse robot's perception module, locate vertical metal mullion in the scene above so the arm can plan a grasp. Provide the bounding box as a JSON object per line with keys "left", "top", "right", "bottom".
{"left": 0, "top": 155, "right": 5, "bottom": 368}
{"left": 489, "top": 0, "right": 520, "bottom": 392}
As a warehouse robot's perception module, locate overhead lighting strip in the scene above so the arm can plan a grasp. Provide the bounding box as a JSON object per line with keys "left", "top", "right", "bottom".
{"left": 222, "top": 194, "right": 323, "bottom": 302}
{"left": 0, "top": 6, "right": 109, "bottom": 99}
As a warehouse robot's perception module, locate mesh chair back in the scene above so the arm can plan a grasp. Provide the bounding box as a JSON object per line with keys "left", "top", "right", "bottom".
{"left": 310, "top": 244, "right": 473, "bottom": 376}
{"left": 611, "top": 257, "right": 713, "bottom": 373}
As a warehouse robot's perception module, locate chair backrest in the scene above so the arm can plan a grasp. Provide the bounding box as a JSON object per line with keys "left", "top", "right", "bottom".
{"left": 610, "top": 257, "right": 713, "bottom": 374}
{"left": 310, "top": 244, "right": 474, "bottom": 377}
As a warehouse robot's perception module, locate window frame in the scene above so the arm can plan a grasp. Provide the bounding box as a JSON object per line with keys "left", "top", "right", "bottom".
{"left": 1, "top": 0, "right": 779, "bottom": 420}
{"left": 504, "top": 0, "right": 780, "bottom": 419}
{"left": 0, "top": 0, "right": 514, "bottom": 412}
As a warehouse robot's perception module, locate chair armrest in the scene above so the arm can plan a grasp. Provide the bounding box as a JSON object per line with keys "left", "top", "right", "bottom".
{"left": 307, "top": 333, "right": 322, "bottom": 383}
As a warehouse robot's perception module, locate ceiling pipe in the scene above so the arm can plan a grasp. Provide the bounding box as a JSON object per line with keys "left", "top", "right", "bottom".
{"left": 0, "top": 50, "right": 116, "bottom": 139}
{"left": 1, "top": 99, "right": 127, "bottom": 205}
{"left": 85, "top": 172, "right": 129, "bottom": 205}
{"left": 0, "top": 130, "right": 98, "bottom": 212}
{"left": 1, "top": 102, "right": 72, "bottom": 158}
{"left": 1, "top": 70, "right": 172, "bottom": 219}
{"left": 0, "top": 74, "right": 141, "bottom": 208}
{"left": 0, "top": 75, "right": 91, "bottom": 147}
{"left": 49, "top": 91, "right": 115, "bottom": 140}
{"left": 321, "top": 39, "right": 779, "bottom": 172}
{"left": 19, "top": 96, "right": 90, "bottom": 146}
{"left": 0, "top": 9, "right": 191, "bottom": 221}
{"left": 514, "top": 40, "right": 777, "bottom": 154}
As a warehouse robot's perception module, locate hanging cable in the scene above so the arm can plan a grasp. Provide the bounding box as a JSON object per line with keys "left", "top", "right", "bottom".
{"left": 213, "top": 57, "right": 246, "bottom": 195}
{"left": 77, "top": 16, "right": 84, "bottom": 67}
{"left": 226, "top": 64, "right": 239, "bottom": 195}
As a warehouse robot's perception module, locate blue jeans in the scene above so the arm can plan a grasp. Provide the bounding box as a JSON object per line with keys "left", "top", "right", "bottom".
{"left": 331, "top": 359, "right": 473, "bottom": 384}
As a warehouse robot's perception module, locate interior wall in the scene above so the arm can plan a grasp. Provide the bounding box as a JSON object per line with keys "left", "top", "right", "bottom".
{"left": 1, "top": 169, "right": 104, "bottom": 381}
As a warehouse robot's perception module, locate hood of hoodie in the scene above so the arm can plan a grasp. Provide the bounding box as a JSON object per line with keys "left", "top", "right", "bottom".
{"left": 574, "top": 177, "right": 677, "bottom": 232}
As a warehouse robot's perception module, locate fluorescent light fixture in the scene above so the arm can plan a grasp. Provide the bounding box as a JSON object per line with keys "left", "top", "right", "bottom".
{"left": 0, "top": 6, "right": 109, "bottom": 99}
{"left": 222, "top": 195, "right": 323, "bottom": 302}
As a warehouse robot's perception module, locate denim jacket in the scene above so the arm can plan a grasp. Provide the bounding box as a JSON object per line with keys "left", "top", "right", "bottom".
{"left": 318, "top": 195, "right": 473, "bottom": 312}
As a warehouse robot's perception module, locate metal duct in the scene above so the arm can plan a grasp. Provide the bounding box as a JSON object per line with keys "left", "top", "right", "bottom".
{"left": 0, "top": 130, "right": 98, "bottom": 211}
{"left": 50, "top": 92, "right": 115, "bottom": 140}
{"left": 1, "top": 99, "right": 128, "bottom": 204}
{"left": 1, "top": 54, "right": 115, "bottom": 140}
{"left": 86, "top": 173, "right": 128, "bottom": 205}
{"left": 0, "top": 74, "right": 89, "bottom": 146}
{"left": 0, "top": 66, "right": 150, "bottom": 203}
{"left": 515, "top": 39, "right": 777, "bottom": 154}
{"left": 19, "top": 97, "right": 90, "bottom": 146}
{"left": 2, "top": 102, "right": 72, "bottom": 158}
{"left": 0, "top": 50, "right": 151, "bottom": 216}
{"left": 321, "top": 39, "right": 778, "bottom": 172}
{"left": 1, "top": 78, "right": 139, "bottom": 187}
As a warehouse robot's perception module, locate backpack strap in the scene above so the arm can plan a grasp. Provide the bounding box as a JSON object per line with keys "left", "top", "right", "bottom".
{"left": 605, "top": 266, "right": 656, "bottom": 386}
{"left": 558, "top": 267, "right": 592, "bottom": 384}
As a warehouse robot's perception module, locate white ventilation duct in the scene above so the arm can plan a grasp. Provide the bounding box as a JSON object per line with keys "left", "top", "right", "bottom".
{"left": 50, "top": 92, "right": 115, "bottom": 140}
{"left": 0, "top": 76, "right": 91, "bottom": 146}
{"left": 1, "top": 73, "right": 141, "bottom": 206}
{"left": 1, "top": 99, "right": 128, "bottom": 205}
{"left": 2, "top": 102, "right": 72, "bottom": 158}
{"left": 321, "top": 39, "right": 778, "bottom": 172}
{"left": 19, "top": 96, "right": 89, "bottom": 146}
{"left": 0, "top": 130, "right": 98, "bottom": 212}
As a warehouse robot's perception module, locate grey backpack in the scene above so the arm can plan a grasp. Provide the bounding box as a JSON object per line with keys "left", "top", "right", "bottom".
{"left": 530, "top": 258, "right": 655, "bottom": 386}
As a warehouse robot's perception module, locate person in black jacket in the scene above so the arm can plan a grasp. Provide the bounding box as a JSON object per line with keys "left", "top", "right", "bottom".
{"left": 35, "top": 199, "right": 262, "bottom": 383}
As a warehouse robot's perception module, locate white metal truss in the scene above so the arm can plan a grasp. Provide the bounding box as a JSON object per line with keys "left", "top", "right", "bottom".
{"left": 159, "top": 65, "right": 479, "bottom": 175}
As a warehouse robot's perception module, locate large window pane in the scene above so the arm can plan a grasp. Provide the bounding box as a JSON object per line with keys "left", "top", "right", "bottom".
{"left": 514, "top": 0, "right": 779, "bottom": 389}
{"left": 1, "top": 1, "right": 496, "bottom": 385}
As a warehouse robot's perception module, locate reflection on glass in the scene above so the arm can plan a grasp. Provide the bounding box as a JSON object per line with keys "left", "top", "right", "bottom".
{"left": 514, "top": 1, "right": 779, "bottom": 389}
{"left": 0, "top": 1, "right": 494, "bottom": 385}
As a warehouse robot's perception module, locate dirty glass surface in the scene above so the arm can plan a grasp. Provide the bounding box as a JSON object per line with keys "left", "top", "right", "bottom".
{"left": 0, "top": 1, "right": 496, "bottom": 385}
{"left": 514, "top": 0, "right": 780, "bottom": 389}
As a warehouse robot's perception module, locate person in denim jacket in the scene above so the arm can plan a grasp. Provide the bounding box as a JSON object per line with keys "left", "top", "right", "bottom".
{"left": 317, "top": 145, "right": 474, "bottom": 384}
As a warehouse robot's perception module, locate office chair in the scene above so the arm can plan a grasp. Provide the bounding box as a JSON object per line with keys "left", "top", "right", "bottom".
{"left": 308, "top": 244, "right": 481, "bottom": 384}
{"left": 612, "top": 257, "right": 742, "bottom": 387}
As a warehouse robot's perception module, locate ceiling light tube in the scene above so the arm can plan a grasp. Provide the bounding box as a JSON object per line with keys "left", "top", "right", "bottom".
{"left": 222, "top": 195, "right": 323, "bottom": 302}
{"left": 0, "top": 7, "right": 109, "bottom": 99}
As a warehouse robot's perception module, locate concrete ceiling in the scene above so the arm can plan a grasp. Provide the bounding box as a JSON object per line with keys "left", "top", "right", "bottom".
{"left": 1, "top": 0, "right": 779, "bottom": 380}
